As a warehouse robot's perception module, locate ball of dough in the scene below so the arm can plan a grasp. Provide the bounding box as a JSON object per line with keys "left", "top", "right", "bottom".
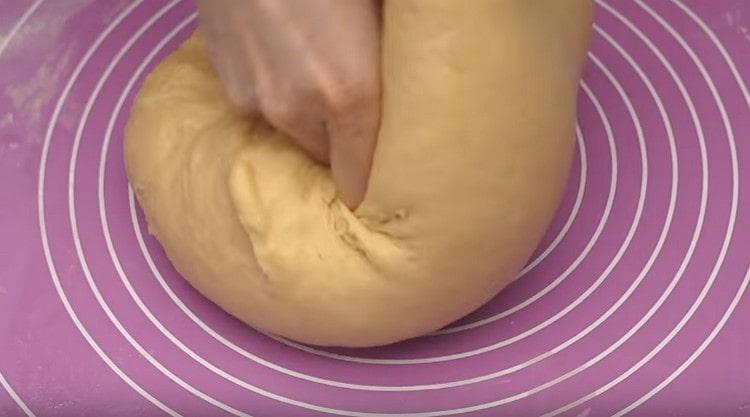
{"left": 125, "top": 0, "right": 593, "bottom": 347}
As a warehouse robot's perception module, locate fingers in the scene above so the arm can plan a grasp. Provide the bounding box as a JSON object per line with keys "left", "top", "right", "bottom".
{"left": 198, "top": 7, "right": 259, "bottom": 118}
{"left": 328, "top": 98, "right": 380, "bottom": 208}
{"left": 322, "top": 0, "right": 382, "bottom": 208}
{"left": 195, "top": 0, "right": 383, "bottom": 209}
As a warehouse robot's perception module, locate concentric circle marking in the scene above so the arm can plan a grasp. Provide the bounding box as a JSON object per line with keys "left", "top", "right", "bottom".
{"left": 113, "top": 1, "right": 740, "bottom": 414}
{"left": 1, "top": 1, "right": 46, "bottom": 415}
{"left": 621, "top": 0, "right": 750, "bottom": 410}
{"left": 62, "top": 6, "right": 257, "bottom": 417}
{"left": 544, "top": 0, "right": 744, "bottom": 414}
{"left": 87, "top": 4, "right": 682, "bottom": 412}
{"left": 71, "top": 5, "right": 680, "bottom": 412}
{"left": 82, "top": 1, "right": 692, "bottom": 412}
{"left": 22, "top": 0, "right": 749, "bottom": 415}
{"left": 0, "top": 371, "right": 35, "bottom": 417}
{"left": 38, "top": 1, "right": 184, "bottom": 416}
{"left": 47, "top": 1, "right": 684, "bottom": 414}
{"left": 0, "top": 0, "right": 44, "bottom": 57}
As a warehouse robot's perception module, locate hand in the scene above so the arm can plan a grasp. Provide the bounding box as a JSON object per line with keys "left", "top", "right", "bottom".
{"left": 196, "top": 0, "right": 382, "bottom": 208}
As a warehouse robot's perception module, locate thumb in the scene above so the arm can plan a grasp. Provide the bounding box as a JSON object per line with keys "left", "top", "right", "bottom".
{"left": 328, "top": 103, "right": 380, "bottom": 209}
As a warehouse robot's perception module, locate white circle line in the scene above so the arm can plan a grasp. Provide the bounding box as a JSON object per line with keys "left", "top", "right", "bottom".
{"left": 0, "top": 0, "right": 44, "bottom": 58}
{"left": 65, "top": 8, "right": 256, "bottom": 417}
{"left": 33, "top": 0, "right": 740, "bottom": 412}
{"left": 66, "top": 3, "right": 716, "bottom": 416}
{"left": 0, "top": 370, "right": 36, "bottom": 417}
{"left": 66, "top": 1, "right": 728, "bottom": 414}
{"left": 615, "top": 0, "right": 745, "bottom": 413}
{"left": 1, "top": 2, "right": 47, "bottom": 415}
{"left": 37, "top": 1, "right": 181, "bottom": 416}
{"left": 543, "top": 0, "right": 736, "bottom": 414}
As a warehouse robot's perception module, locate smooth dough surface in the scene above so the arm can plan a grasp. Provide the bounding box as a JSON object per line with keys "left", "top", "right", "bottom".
{"left": 125, "top": 0, "right": 593, "bottom": 347}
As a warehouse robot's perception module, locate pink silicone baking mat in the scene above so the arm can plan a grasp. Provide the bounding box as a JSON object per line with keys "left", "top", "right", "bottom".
{"left": 1, "top": 1, "right": 749, "bottom": 416}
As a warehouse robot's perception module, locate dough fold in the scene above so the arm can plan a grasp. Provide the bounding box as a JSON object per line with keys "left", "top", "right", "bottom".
{"left": 125, "top": 0, "right": 593, "bottom": 347}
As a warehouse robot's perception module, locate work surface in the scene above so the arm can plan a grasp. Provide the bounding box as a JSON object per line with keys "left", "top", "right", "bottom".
{"left": 1, "top": 1, "right": 749, "bottom": 416}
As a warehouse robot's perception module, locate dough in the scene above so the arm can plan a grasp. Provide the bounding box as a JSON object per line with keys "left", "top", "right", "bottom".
{"left": 125, "top": 0, "right": 593, "bottom": 347}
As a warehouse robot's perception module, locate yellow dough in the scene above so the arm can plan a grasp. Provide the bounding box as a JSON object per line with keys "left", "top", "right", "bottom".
{"left": 125, "top": 0, "right": 593, "bottom": 347}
